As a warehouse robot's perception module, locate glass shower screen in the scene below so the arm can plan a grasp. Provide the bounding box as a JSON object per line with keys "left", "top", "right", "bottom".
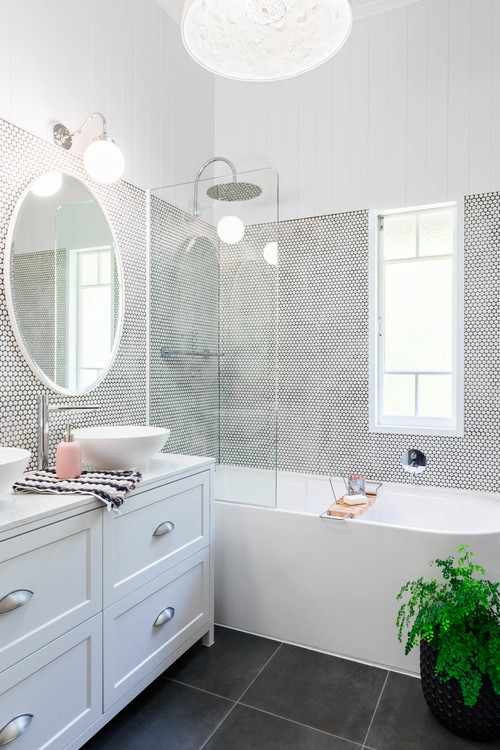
{"left": 150, "top": 167, "right": 278, "bottom": 508}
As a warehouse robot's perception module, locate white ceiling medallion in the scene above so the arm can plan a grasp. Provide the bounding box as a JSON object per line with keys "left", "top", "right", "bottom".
{"left": 181, "top": 0, "right": 354, "bottom": 82}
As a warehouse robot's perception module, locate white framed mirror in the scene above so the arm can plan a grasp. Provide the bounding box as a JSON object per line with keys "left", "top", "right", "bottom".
{"left": 4, "top": 172, "right": 124, "bottom": 395}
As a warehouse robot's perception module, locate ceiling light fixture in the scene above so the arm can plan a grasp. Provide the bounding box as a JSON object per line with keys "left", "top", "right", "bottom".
{"left": 53, "top": 112, "right": 125, "bottom": 184}
{"left": 263, "top": 241, "right": 278, "bottom": 265}
{"left": 217, "top": 216, "right": 245, "bottom": 244}
{"left": 31, "top": 171, "right": 63, "bottom": 197}
{"left": 181, "top": 0, "right": 353, "bottom": 82}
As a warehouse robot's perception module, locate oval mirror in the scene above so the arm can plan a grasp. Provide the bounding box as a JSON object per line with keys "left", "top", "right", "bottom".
{"left": 4, "top": 172, "right": 124, "bottom": 395}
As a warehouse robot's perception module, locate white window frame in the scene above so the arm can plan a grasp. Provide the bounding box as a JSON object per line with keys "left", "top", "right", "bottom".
{"left": 369, "top": 200, "right": 464, "bottom": 437}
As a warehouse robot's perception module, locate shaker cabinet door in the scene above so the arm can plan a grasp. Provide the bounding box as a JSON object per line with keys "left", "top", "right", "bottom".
{"left": 0, "top": 509, "right": 102, "bottom": 672}
{"left": 0, "top": 615, "right": 102, "bottom": 750}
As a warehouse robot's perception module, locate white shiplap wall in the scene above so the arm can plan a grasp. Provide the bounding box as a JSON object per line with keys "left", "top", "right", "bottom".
{"left": 215, "top": 0, "right": 500, "bottom": 220}
{"left": 0, "top": 0, "right": 215, "bottom": 191}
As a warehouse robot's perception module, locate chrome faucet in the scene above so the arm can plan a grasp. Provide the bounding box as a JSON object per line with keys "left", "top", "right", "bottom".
{"left": 37, "top": 394, "right": 100, "bottom": 470}
{"left": 401, "top": 449, "right": 427, "bottom": 485}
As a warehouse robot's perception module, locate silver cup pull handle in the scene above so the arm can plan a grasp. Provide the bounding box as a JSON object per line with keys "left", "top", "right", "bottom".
{"left": 0, "top": 714, "right": 33, "bottom": 745}
{"left": 153, "top": 521, "right": 175, "bottom": 537}
{"left": 0, "top": 590, "right": 33, "bottom": 614}
{"left": 153, "top": 607, "right": 175, "bottom": 627}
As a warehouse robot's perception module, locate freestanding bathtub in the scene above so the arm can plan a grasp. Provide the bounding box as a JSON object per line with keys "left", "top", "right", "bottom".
{"left": 214, "top": 466, "right": 500, "bottom": 675}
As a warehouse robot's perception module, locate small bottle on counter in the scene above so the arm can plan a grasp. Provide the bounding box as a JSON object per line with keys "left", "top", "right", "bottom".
{"left": 56, "top": 423, "right": 82, "bottom": 480}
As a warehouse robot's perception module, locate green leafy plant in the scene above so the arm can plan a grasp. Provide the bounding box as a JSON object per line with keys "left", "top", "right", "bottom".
{"left": 396, "top": 544, "right": 500, "bottom": 707}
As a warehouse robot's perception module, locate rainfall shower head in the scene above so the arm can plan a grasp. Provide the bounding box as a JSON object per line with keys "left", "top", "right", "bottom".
{"left": 206, "top": 181, "right": 262, "bottom": 202}
{"left": 193, "top": 157, "right": 261, "bottom": 216}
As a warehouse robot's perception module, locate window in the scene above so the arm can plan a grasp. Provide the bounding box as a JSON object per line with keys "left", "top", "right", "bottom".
{"left": 369, "top": 202, "right": 463, "bottom": 436}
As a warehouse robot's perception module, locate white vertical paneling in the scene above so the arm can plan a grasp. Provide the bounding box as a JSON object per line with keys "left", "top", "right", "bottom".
{"left": 33, "top": 0, "right": 55, "bottom": 140}
{"left": 297, "top": 72, "right": 316, "bottom": 219}
{"left": 214, "top": 79, "right": 243, "bottom": 173}
{"left": 214, "top": 0, "right": 500, "bottom": 219}
{"left": 367, "top": 12, "right": 388, "bottom": 210}
{"left": 468, "top": 0, "right": 494, "bottom": 195}
{"left": 313, "top": 60, "right": 333, "bottom": 214}
{"left": 105, "top": 0, "right": 124, "bottom": 165}
{"left": 159, "top": 10, "right": 173, "bottom": 187}
{"left": 72, "top": 0, "right": 92, "bottom": 135}
{"left": 0, "top": 0, "right": 215, "bottom": 192}
{"left": 54, "top": 0, "right": 74, "bottom": 139}
{"left": 331, "top": 44, "right": 350, "bottom": 214}
{"left": 406, "top": 0, "right": 428, "bottom": 206}
{"left": 147, "top": 0, "right": 162, "bottom": 190}
{"left": 120, "top": 0, "right": 137, "bottom": 186}
{"left": 0, "top": 0, "right": 11, "bottom": 121}
{"left": 386, "top": 7, "right": 407, "bottom": 208}
{"left": 89, "top": 0, "right": 108, "bottom": 147}
{"left": 426, "top": 0, "right": 449, "bottom": 203}
{"left": 134, "top": 0, "right": 149, "bottom": 188}
{"left": 10, "top": 0, "right": 34, "bottom": 131}
{"left": 447, "top": 0, "right": 470, "bottom": 200}
{"left": 491, "top": 1, "right": 500, "bottom": 190}
{"left": 348, "top": 18, "right": 369, "bottom": 211}
{"left": 169, "top": 31, "right": 185, "bottom": 184}
{"left": 279, "top": 77, "right": 300, "bottom": 219}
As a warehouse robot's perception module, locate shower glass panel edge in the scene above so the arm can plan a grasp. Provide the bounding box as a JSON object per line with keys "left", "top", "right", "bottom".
{"left": 149, "top": 168, "right": 278, "bottom": 509}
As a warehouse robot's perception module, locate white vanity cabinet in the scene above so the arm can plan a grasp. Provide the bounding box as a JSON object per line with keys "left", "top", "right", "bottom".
{"left": 0, "top": 509, "right": 103, "bottom": 750}
{"left": 0, "top": 456, "right": 215, "bottom": 750}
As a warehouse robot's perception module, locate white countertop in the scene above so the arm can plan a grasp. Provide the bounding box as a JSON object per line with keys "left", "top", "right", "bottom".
{"left": 0, "top": 453, "right": 215, "bottom": 538}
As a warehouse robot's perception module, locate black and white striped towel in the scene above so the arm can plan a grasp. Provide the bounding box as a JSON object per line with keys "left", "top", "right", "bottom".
{"left": 13, "top": 469, "right": 142, "bottom": 512}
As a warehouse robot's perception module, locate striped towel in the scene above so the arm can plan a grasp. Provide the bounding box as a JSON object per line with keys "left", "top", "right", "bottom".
{"left": 13, "top": 469, "right": 142, "bottom": 512}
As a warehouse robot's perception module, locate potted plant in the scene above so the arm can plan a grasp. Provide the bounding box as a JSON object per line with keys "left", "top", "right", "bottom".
{"left": 396, "top": 544, "right": 500, "bottom": 739}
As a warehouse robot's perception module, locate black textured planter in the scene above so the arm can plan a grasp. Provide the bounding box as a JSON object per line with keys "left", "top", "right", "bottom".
{"left": 420, "top": 640, "right": 500, "bottom": 740}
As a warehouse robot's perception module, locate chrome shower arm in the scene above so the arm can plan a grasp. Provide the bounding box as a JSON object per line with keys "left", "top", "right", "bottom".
{"left": 193, "top": 156, "right": 237, "bottom": 216}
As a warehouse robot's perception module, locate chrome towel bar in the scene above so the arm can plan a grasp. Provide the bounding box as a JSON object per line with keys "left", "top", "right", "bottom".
{"left": 160, "top": 347, "right": 222, "bottom": 359}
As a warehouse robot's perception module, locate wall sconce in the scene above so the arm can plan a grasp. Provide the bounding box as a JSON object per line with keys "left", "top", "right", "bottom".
{"left": 53, "top": 112, "right": 125, "bottom": 184}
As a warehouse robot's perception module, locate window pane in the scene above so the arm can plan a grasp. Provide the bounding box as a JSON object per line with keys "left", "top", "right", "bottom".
{"left": 419, "top": 209, "right": 454, "bottom": 257}
{"left": 383, "top": 374, "right": 415, "bottom": 416}
{"left": 81, "top": 286, "right": 111, "bottom": 368}
{"left": 418, "top": 374, "right": 453, "bottom": 418}
{"left": 99, "top": 249, "right": 112, "bottom": 284}
{"left": 79, "top": 251, "right": 99, "bottom": 285}
{"left": 384, "top": 258, "right": 453, "bottom": 372}
{"left": 383, "top": 213, "right": 416, "bottom": 260}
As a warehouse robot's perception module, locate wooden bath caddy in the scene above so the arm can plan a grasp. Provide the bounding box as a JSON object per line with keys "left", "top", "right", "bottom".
{"left": 326, "top": 493, "right": 377, "bottom": 520}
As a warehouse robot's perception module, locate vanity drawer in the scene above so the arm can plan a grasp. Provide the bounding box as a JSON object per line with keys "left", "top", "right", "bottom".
{"left": 0, "top": 509, "right": 102, "bottom": 672}
{"left": 0, "top": 614, "right": 102, "bottom": 750}
{"left": 103, "top": 548, "right": 210, "bottom": 709}
{"left": 103, "top": 470, "right": 210, "bottom": 603}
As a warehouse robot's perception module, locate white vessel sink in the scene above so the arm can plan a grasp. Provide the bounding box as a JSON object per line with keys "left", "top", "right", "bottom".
{"left": 73, "top": 426, "right": 171, "bottom": 471}
{"left": 0, "top": 447, "right": 30, "bottom": 494}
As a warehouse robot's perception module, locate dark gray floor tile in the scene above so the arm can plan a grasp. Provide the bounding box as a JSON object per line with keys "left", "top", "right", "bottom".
{"left": 163, "top": 624, "right": 280, "bottom": 700}
{"left": 241, "top": 644, "right": 387, "bottom": 744}
{"left": 203, "top": 705, "right": 361, "bottom": 750}
{"left": 365, "top": 671, "right": 500, "bottom": 750}
{"left": 82, "top": 679, "right": 233, "bottom": 750}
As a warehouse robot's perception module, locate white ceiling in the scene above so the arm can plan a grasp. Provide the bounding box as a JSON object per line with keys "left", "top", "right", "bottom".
{"left": 156, "top": 0, "right": 422, "bottom": 26}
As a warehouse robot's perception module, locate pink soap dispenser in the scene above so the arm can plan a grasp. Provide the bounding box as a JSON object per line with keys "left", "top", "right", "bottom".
{"left": 56, "top": 424, "right": 82, "bottom": 480}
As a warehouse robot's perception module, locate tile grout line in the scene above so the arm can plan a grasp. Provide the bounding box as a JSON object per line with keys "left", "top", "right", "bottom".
{"left": 198, "top": 702, "right": 238, "bottom": 750}
{"left": 162, "top": 676, "right": 237, "bottom": 702}
{"left": 235, "top": 641, "right": 284, "bottom": 703}
{"left": 361, "top": 670, "right": 390, "bottom": 749}
{"left": 237, "top": 701, "right": 365, "bottom": 748}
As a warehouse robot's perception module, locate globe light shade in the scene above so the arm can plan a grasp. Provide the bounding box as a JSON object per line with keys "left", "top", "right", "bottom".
{"left": 181, "top": 0, "right": 353, "bottom": 82}
{"left": 217, "top": 215, "right": 245, "bottom": 244}
{"left": 263, "top": 241, "right": 278, "bottom": 265}
{"left": 83, "top": 137, "right": 125, "bottom": 184}
{"left": 31, "top": 171, "right": 63, "bottom": 197}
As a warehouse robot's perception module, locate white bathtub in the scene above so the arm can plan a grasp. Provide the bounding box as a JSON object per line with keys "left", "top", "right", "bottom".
{"left": 214, "top": 466, "right": 500, "bottom": 674}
